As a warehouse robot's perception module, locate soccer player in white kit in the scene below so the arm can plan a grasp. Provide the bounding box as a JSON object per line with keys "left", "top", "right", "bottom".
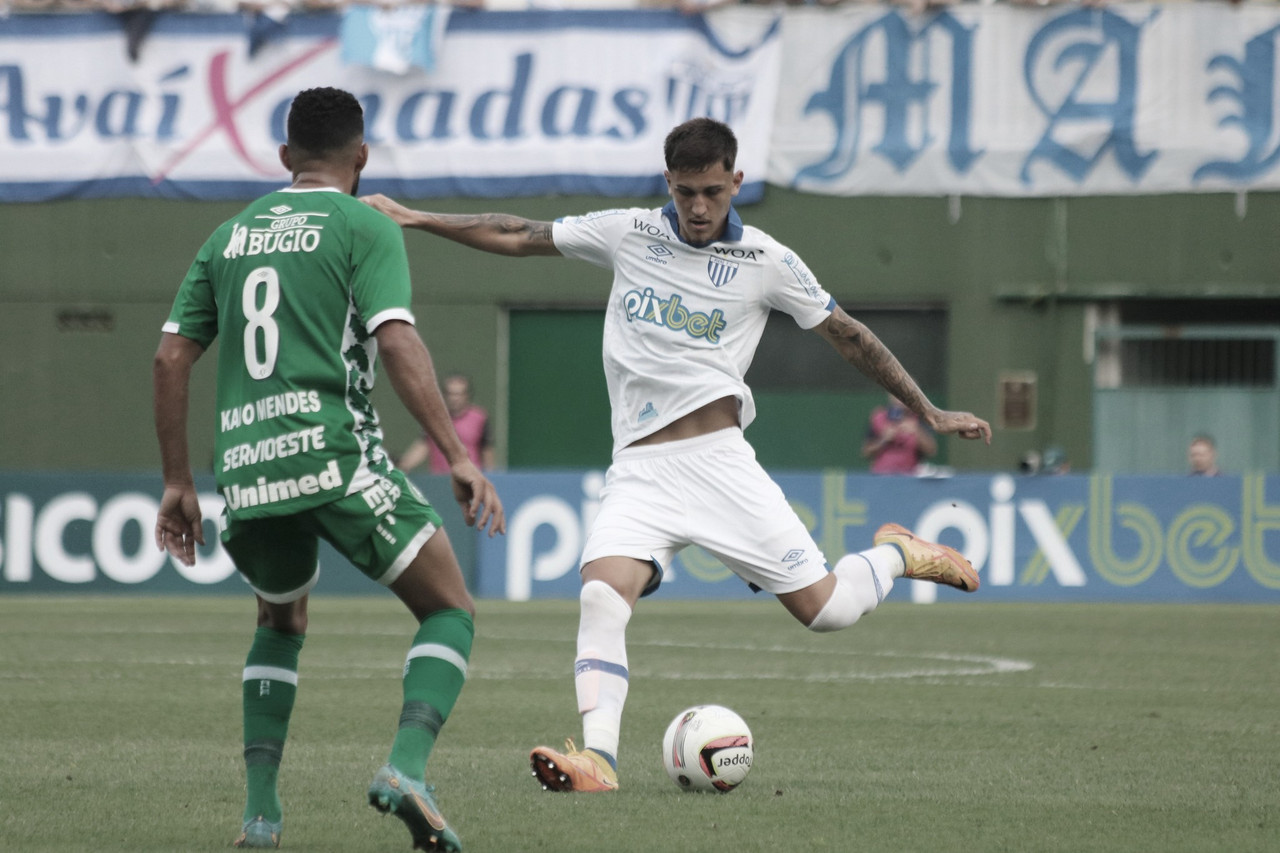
{"left": 362, "top": 117, "right": 992, "bottom": 793}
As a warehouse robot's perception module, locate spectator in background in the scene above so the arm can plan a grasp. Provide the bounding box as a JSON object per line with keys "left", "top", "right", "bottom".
{"left": 1188, "top": 434, "right": 1221, "bottom": 476}
{"left": 398, "top": 373, "right": 495, "bottom": 473}
{"left": 862, "top": 393, "right": 937, "bottom": 474}
{"left": 1018, "top": 445, "right": 1069, "bottom": 475}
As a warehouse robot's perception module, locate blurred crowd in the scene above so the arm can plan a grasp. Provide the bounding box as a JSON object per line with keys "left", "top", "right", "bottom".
{"left": 3, "top": 0, "right": 1259, "bottom": 16}
{"left": 0, "top": 0, "right": 1256, "bottom": 68}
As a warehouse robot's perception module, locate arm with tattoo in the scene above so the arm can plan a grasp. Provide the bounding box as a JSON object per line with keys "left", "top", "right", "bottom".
{"left": 816, "top": 306, "right": 992, "bottom": 443}
{"left": 361, "top": 194, "right": 561, "bottom": 257}
{"left": 819, "top": 307, "right": 931, "bottom": 413}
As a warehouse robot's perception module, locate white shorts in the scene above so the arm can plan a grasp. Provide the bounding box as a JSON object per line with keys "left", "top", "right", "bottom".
{"left": 580, "top": 428, "right": 830, "bottom": 596}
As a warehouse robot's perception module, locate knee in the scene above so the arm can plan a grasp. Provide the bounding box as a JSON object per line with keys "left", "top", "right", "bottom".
{"left": 580, "top": 579, "right": 633, "bottom": 622}
{"left": 257, "top": 599, "right": 308, "bottom": 634}
{"left": 805, "top": 578, "right": 861, "bottom": 633}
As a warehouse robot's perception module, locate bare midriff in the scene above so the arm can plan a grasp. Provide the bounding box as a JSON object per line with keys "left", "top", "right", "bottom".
{"left": 627, "top": 395, "right": 740, "bottom": 448}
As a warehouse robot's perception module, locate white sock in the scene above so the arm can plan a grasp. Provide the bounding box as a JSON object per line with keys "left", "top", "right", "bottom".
{"left": 574, "top": 580, "right": 632, "bottom": 761}
{"left": 807, "top": 547, "right": 898, "bottom": 633}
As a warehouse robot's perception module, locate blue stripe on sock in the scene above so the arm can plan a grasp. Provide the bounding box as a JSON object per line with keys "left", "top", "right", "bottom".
{"left": 588, "top": 747, "right": 618, "bottom": 770}
{"left": 575, "top": 658, "right": 629, "bottom": 680}
{"left": 853, "top": 552, "right": 885, "bottom": 603}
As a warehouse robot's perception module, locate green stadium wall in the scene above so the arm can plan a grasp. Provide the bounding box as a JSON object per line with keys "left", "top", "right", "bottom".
{"left": 3, "top": 190, "right": 1279, "bottom": 474}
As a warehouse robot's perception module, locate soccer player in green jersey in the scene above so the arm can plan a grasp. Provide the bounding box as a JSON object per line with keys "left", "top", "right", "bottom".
{"left": 153, "top": 87, "right": 503, "bottom": 852}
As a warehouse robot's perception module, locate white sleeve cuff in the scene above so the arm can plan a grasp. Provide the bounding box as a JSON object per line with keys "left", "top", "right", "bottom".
{"left": 366, "top": 307, "right": 415, "bottom": 333}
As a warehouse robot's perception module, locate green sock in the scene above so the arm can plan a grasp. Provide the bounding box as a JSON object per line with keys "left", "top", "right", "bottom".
{"left": 241, "top": 627, "right": 304, "bottom": 824}
{"left": 388, "top": 608, "right": 474, "bottom": 781}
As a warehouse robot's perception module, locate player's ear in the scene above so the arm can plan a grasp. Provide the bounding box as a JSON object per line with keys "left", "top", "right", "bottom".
{"left": 731, "top": 170, "right": 744, "bottom": 195}
{"left": 355, "top": 143, "right": 369, "bottom": 174}
{"left": 278, "top": 144, "right": 291, "bottom": 172}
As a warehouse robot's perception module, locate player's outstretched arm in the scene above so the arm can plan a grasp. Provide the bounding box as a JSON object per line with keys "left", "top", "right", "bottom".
{"left": 814, "top": 306, "right": 992, "bottom": 444}
{"left": 153, "top": 332, "right": 207, "bottom": 565}
{"left": 376, "top": 320, "right": 507, "bottom": 536}
{"left": 361, "top": 194, "right": 561, "bottom": 258}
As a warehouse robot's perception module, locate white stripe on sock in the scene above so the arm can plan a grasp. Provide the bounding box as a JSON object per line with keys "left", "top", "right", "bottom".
{"left": 242, "top": 665, "right": 298, "bottom": 685}
{"left": 406, "top": 643, "right": 468, "bottom": 676}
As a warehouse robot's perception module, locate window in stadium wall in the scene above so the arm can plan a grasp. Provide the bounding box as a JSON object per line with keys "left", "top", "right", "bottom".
{"left": 1092, "top": 299, "right": 1280, "bottom": 474}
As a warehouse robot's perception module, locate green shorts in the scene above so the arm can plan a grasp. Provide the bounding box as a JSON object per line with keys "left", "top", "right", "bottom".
{"left": 220, "top": 469, "right": 443, "bottom": 603}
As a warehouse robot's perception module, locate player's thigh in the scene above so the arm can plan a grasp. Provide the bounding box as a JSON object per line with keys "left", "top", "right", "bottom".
{"left": 687, "top": 443, "right": 828, "bottom": 595}
{"left": 580, "top": 458, "right": 686, "bottom": 596}
{"left": 388, "top": 525, "right": 474, "bottom": 621}
{"left": 311, "top": 470, "right": 458, "bottom": 598}
{"left": 221, "top": 514, "right": 320, "bottom": 603}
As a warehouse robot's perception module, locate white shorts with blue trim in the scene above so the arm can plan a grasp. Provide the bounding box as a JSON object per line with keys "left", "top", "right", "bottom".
{"left": 580, "top": 428, "right": 830, "bottom": 595}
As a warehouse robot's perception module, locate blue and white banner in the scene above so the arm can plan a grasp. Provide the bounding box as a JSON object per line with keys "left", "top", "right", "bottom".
{"left": 769, "top": 4, "right": 1280, "bottom": 196}
{"left": 2, "top": 470, "right": 1278, "bottom": 602}
{"left": 3, "top": 6, "right": 1278, "bottom": 201}
{"left": 0, "top": 10, "right": 780, "bottom": 202}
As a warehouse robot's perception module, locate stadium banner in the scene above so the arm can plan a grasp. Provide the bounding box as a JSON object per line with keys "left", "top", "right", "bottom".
{"left": 0, "top": 472, "right": 468, "bottom": 596}
{"left": 476, "top": 471, "right": 1280, "bottom": 603}
{"left": 0, "top": 10, "right": 780, "bottom": 203}
{"left": 769, "top": 3, "right": 1280, "bottom": 196}
{"left": 2, "top": 470, "right": 1278, "bottom": 602}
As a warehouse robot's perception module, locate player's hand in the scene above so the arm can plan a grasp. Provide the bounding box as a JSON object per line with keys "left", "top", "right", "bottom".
{"left": 155, "top": 483, "right": 204, "bottom": 566}
{"left": 929, "top": 409, "right": 993, "bottom": 444}
{"left": 450, "top": 461, "right": 506, "bottom": 537}
{"left": 360, "top": 193, "right": 417, "bottom": 227}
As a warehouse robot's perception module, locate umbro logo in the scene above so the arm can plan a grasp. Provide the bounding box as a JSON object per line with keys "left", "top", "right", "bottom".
{"left": 269, "top": 204, "right": 292, "bottom": 215}
{"left": 782, "top": 549, "right": 805, "bottom": 562}
{"left": 646, "top": 243, "right": 673, "bottom": 265}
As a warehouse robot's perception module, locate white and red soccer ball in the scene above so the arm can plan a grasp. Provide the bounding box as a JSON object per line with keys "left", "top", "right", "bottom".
{"left": 662, "top": 704, "right": 753, "bottom": 793}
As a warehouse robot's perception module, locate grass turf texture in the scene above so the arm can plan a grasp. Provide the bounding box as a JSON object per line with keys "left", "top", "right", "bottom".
{"left": 1, "top": 596, "right": 1276, "bottom": 853}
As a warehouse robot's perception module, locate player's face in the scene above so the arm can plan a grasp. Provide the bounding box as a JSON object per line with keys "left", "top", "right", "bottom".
{"left": 665, "top": 163, "right": 743, "bottom": 245}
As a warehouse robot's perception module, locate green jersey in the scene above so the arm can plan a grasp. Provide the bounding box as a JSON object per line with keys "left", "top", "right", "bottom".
{"left": 164, "top": 187, "right": 413, "bottom": 520}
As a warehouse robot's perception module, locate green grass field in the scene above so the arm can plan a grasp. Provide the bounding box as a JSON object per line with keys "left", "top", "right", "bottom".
{"left": 2, "top": 596, "right": 1277, "bottom": 852}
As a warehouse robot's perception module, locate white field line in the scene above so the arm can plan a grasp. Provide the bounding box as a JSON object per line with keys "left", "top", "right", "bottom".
{"left": 0, "top": 632, "right": 1034, "bottom": 683}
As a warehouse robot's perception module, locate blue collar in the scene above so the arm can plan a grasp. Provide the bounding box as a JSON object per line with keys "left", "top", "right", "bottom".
{"left": 661, "top": 201, "right": 744, "bottom": 247}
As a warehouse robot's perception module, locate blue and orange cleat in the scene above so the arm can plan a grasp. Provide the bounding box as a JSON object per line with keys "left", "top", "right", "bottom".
{"left": 530, "top": 738, "right": 618, "bottom": 793}
{"left": 368, "top": 764, "right": 461, "bottom": 852}
{"left": 875, "top": 522, "right": 980, "bottom": 592}
{"left": 233, "top": 815, "right": 281, "bottom": 849}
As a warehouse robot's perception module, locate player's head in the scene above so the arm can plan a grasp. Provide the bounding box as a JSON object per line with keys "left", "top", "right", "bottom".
{"left": 664, "top": 117, "right": 737, "bottom": 173}
{"left": 281, "top": 87, "right": 368, "bottom": 195}
{"left": 662, "top": 118, "right": 744, "bottom": 246}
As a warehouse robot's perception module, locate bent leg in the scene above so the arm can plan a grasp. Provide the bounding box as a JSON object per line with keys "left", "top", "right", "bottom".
{"left": 383, "top": 528, "right": 476, "bottom": 782}
{"left": 778, "top": 545, "right": 903, "bottom": 632}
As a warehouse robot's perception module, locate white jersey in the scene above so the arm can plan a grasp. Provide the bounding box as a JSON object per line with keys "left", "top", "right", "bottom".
{"left": 553, "top": 202, "right": 836, "bottom": 454}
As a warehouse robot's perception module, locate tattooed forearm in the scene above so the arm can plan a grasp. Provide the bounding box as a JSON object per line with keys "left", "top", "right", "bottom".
{"left": 822, "top": 311, "right": 929, "bottom": 414}
{"left": 419, "top": 212, "right": 558, "bottom": 255}
{"left": 426, "top": 212, "right": 532, "bottom": 235}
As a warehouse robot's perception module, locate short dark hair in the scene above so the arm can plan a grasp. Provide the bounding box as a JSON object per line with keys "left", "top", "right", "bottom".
{"left": 664, "top": 117, "right": 737, "bottom": 173}
{"left": 286, "top": 87, "right": 364, "bottom": 157}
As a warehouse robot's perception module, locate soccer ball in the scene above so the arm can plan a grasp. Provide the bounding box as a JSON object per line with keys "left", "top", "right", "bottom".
{"left": 661, "top": 704, "right": 753, "bottom": 793}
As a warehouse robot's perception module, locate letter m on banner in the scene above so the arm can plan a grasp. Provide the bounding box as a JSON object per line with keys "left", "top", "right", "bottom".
{"left": 798, "top": 11, "right": 981, "bottom": 183}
